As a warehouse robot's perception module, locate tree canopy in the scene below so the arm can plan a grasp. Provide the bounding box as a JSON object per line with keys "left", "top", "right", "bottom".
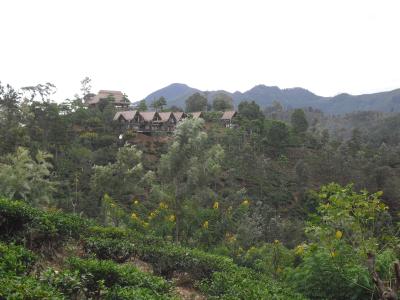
{"left": 185, "top": 92, "right": 208, "bottom": 112}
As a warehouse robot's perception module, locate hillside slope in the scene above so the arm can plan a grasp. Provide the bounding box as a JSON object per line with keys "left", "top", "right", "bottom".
{"left": 0, "top": 198, "right": 305, "bottom": 299}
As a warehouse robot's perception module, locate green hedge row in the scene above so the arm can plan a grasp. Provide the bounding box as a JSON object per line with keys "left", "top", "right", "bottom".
{"left": 82, "top": 229, "right": 306, "bottom": 299}
{"left": 0, "top": 275, "right": 64, "bottom": 300}
{"left": 0, "top": 198, "right": 91, "bottom": 251}
{"left": 0, "top": 199, "right": 305, "bottom": 299}
{"left": 0, "top": 242, "right": 63, "bottom": 299}
{"left": 83, "top": 226, "right": 234, "bottom": 278}
{"left": 67, "top": 257, "right": 175, "bottom": 298}
{"left": 199, "top": 268, "right": 306, "bottom": 300}
{"left": 0, "top": 242, "right": 37, "bottom": 276}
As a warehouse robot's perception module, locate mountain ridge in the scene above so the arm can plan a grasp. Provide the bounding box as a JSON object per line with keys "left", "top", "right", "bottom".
{"left": 142, "top": 83, "right": 400, "bottom": 114}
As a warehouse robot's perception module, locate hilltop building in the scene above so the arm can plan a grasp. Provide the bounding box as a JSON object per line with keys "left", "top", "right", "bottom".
{"left": 86, "top": 90, "right": 130, "bottom": 109}
{"left": 190, "top": 111, "right": 204, "bottom": 119}
{"left": 221, "top": 111, "right": 237, "bottom": 127}
{"left": 114, "top": 110, "right": 237, "bottom": 133}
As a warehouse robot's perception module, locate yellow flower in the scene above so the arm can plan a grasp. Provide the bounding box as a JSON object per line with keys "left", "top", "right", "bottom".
{"left": 295, "top": 245, "right": 304, "bottom": 255}
{"left": 202, "top": 220, "right": 209, "bottom": 229}
{"left": 148, "top": 211, "right": 157, "bottom": 220}
{"left": 213, "top": 201, "right": 219, "bottom": 209}
{"left": 274, "top": 239, "right": 280, "bottom": 244}
{"left": 242, "top": 199, "right": 250, "bottom": 206}
{"left": 228, "top": 235, "right": 237, "bottom": 243}
{"left": 134, "top": 200, "right": 139, "bottom": 205}
{"left": 168, "top": 215, "right": 175, "bottom": 222}
{"left": 159, "top": 202, "right": 168, "bottom": 209}
{"left": 143, "top": 222, "right": 149, "bottom": 228}
{"left": 335, "top": 230, "right": 343, "bottom": 239}
{"left": 330, "top": 251, "right": 337, "bottom": 258}
{"left": 131, "top": 212, "right": 138, "bottom": 220}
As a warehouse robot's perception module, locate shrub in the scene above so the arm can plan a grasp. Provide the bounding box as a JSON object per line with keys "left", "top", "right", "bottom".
{"left": 67, "top": 257, "right": 172, "bottom": 296}
{"left": 285, "top": 245, "right": 372, "bottom": 300}
{"left": 0, "top": 275, "right": 64, "bottom": 299}
{"left": 139, "top": 243, "right": 234, "bottom": 278}
{"left": 199, "top": 267, "right": 306, "bottom": 300}
{"left": 83, "top": 237, "right": 137, "bottom": 262}
{"left": 105, "top": 286, "right": 178, "bottom": 300}
{"left": 40, "top": 268, "right": 85, "bottom": 300}
{"left": 0, "top": 198, "right": 40, "bottom": 240}
{"left": 86, "top": 225, "right": 130, "bottom": 240}
{"left": 235, "top": 242, "right": 295, "bottom": 278}
{"left": 0, "top": 198, "right": 90, "bottom": 252}
{"left": 0, "top": 243, "right": 36, "bottom": 275}
{"left": 85, "top": 225, "right": 163, "bottom": 247}
{"left": 283, "top": 184, "right": 392, "bottom": 300}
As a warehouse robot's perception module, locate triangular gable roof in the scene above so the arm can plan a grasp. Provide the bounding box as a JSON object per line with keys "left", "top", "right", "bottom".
{"left": 113, "top": 110, "right": 138, "bottom": 121}
{"left": 221, "top": 111, "right": 237, "bottom": 120}
{"left": 158, "top": 112, "right": 176, "bottom": 123}
{"left": 191, "top": 111, "right": 204, "bottom": 119}
{"left": 139, "top": 111, "right": 159, "bottom": 122}
{"left": 173, "top": 111, "right": 186, "bottom": 121}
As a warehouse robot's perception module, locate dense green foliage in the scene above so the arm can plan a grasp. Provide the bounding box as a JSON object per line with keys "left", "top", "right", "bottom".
{"left": 212, "top": 93, "right": 233, "bottom": 111}
{"left": 0, "top": 198, "right": 303, "bottom": 299}
{"left": 2, "top": 80, "right": 400, "bottom": 298}
{"left": 185, "top": 92, "right": 208, "bottom": 112}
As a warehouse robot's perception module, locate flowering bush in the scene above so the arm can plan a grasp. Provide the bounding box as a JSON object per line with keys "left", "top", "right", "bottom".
{"left": 284, "top": 184, "right": 396, "bottom": 299}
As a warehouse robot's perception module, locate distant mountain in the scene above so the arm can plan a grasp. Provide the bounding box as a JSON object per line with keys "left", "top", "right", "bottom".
{"left": 319, "top": 90, "right": 400, "bottom": 114}
{"left": 142, "top": 83, "right": 400, "bottom": 114}
{"left": 143, "top": 83, "right": 200, "bottom": 108}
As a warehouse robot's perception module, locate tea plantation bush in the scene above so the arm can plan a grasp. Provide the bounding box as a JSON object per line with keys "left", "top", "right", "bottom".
{"left": 0, "top": 198, "right": 306, "bottom": 299}
{"left": 0, "top": 198, "right": 90, "bottom": 252}
{"left": 0, "top": 275, "right": 64, "bottom": 300}
{"left": 0, "top": 242, "right": 36, "bottom": 275}
{"left": 67, "top": 257, "right": 173, "bottom": 296}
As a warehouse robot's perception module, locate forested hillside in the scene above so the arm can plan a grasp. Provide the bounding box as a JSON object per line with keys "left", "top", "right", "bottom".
{"left": 143, "top": 83, "right": 400, "bottom": 114}
{"left": 2, "top": 81, "right": 400, "bottom": 299}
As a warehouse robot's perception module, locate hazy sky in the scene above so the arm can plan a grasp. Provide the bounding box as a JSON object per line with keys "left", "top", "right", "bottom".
{"left": 1, "top": 0, "right": 399, "bottom": 101}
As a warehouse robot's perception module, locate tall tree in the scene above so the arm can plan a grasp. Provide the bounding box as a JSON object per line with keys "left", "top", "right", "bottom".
{"left": 80, "top": 76, "right": 92, "bottom": 97}
{"left": 0, "top": 147, "right": 56, "bottom": 206}
{"left": 185, "top": 92, "right": 208, "bottom": 112}
{"left": 136, "top": 100, "right": 148, "bottom": 111}
{"left": 238, "top": 101, "right": 264, "bottom": 119}
{"left": 0, "top": 83, "right": 25, "bottom": 154}
{"left": 212, "top": 92, "right": 233, "bottom": 111}
{"left": 91, "top": 144, "right": 153, "bottom": 212}
{"left": 291, "top": 109, "right": 309, "bottom": 134}
{"left": 151, "top": 96, "right": 167, "bottom": 111}
{"left": 21, "top": 82, "right": 56, "bottom": 102}
{"left": 158, "top": 118, "right": 224, "bottom": 242}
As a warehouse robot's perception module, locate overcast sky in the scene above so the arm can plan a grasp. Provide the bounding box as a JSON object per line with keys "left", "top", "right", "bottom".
{"left": 1, "top": 0, "right": 399, "bottom": 101}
